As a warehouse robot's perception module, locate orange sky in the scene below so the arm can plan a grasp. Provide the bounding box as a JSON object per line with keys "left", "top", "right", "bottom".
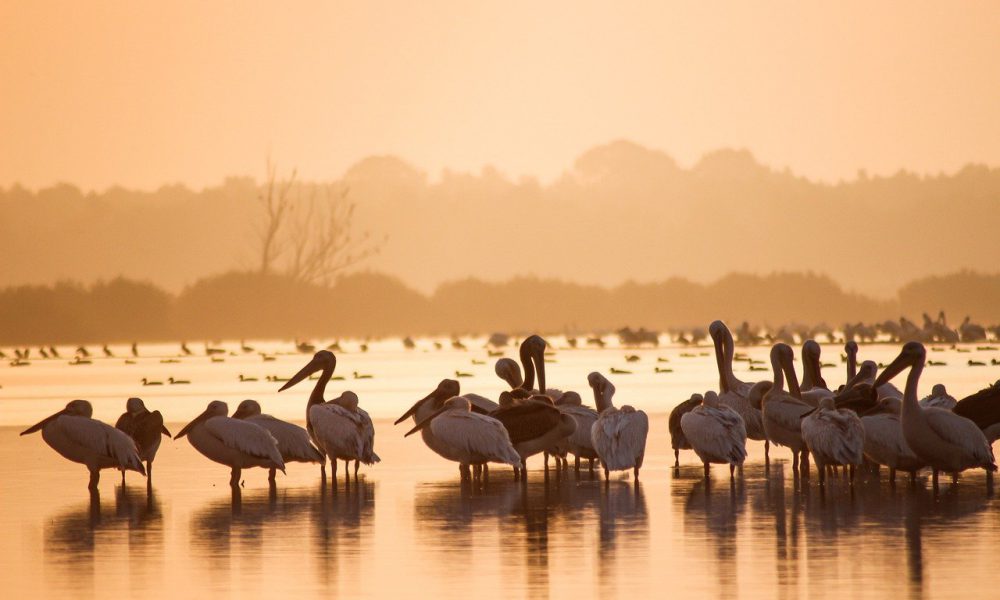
{"left": 2, "top": 1, "right": 999, "bottom": 190}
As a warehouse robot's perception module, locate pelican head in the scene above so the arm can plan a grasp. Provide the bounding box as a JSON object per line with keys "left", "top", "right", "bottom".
{"left": 769, "top": 343, "right": 801, "bottom": 399}
{"left": 20, "top": 399, "right": 93, "bottom": 436}
{"left": 519, "top": 335, "right": 548, "bottom": 393}
{"left": 232, "top": 399, "right": 262, "bottom": 420}
{"left": 279, "top": 350, "right": 336, "bottom": 392}
{"left": 863, "top": 396, "right": 902, "bottom": 416}
{"left": 708, "top": 320, "right": 729, "bottom": 345}
{"left": 874, "top": 342, "right": 926, "bottom": 388}
{"left": 395, "top": 379, "right": 460, "bottom": 425}
{"left": 555, "top": 391, "right": 582, "bottom": 407}
{"left": 702, "top": 391, "right": 719, "bottom": 409}
{"left": 405, "top": 396, "right": 471, "bottom": 437}
{"left": 818, "top": 396, "right": 836, "bottom": 411}
{"left": 125, "top": 397, "right": 147, "bottom": 415}
{"left": 495, "top": 358, "right": 523, "bottom": 388}
{"left": 802, "top": 340, "right": 826, "bottom": 387}
{"left": 845, "top": 340, "right": 858, "bottom": 357}
{"left": 175, "top": 400, "right": 228, "bottom": 439}
{"left": 588, "top": 371, "right": 616, "bottom": 412}
{"left": 332, "top": 391, "right": 360, "bottom": 411}
{"left": 931, "top": 383, "right": 947, "bottom": 396}
{"left": 499, "top": 391, "right": 517, "bottom": 408}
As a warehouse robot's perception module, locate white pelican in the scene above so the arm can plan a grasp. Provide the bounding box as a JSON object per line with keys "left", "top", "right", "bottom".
{"left": 761, "top": 344, "right": 814, "bottom": 477}
{"left": 22, "top": 399, "right": 146, "bottom": 490}
{"left": 668, "top": 393, "right": 704, "bottom": 467}
{"left": 679, "top": 391, "right": 747, "bottom": 479}
{"left": 710, "top": 321, "right": 768, "bottom": 460}
{"left": 588, "top": 372, "right": 649, "bottom": 480}
{"left": 860, "top": 397, "right": 925, "bottom": 484}
{"left": 278, "top": 351, "right": 380, "bottom": 482}
{"left": 553, "top": 391, "right": 600, "bottom": 473}
{"left": 114, "top": 397, "right": 171, "bottom": 484}
{"left": 495, "top": 336, "right": 564, "bottom": 401}
{"left": 231, "top": 399, "right": 324, "bottom": 482}
{"left": 491, "top": 392, "right": 577, "bottom": 478}
{"left": 800, "top": 397, "right": 864, "bottom": 485}
{"left": 174, "top": 400, "right": 285, "bottom": 486}
{"left": 874, "top": 342, "right": 996, "bottom": 487}
{"left": 404, "top": 396, "right": 522, "bottom": 480}
{"left": 800, "top": 340, "right": 834, "bottom": 407}
{"left": 919, "top": 384, "right": 957, "bottom": 410}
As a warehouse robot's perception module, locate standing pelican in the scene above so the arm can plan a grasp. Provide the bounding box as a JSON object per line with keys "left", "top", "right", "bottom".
{"left": 231, "top": 399, "right": 324, "bottom": 482}
{"left": 860, "top": 397, "right": 925, "bottom": 485}
{"left": 668, "top": 393, "right": 704, "bottom": 467}
{"left": 589, "top": 372, "right": 649, "bottom": 480}
{"left": 553, "top": 391, "right": 600, "bottom": 473}
{"left": 175, "top": 400, "right": 284, "bottom": 486}
{"left": 404, "top": 397, "right": 522, "bottom": 480}
{"left": 919, "top": 384, "right": 957, "bottom": 410}
{"left": 278, "top": 351, "right": 380, "bottom": 482}
{"left": 874, "top": 342, "right": 996, "bottom": 488}
{"left": 801, "top": 397, "right": 864, "bottom": 485}
{"left": 21, "top": 399, "right": 146, "bottom": 490}
{"left": 679, "top": 391, "right": 747, "bottom": 479}
{"left": 490, "top": 392, "right": 577, "bottom": 478}
{"left": 114, "top": 397, "right": 171, "bottom": 485}
{"left": 761, "top": 344, "right": 814, "bottom": 477}
{"left": 710, "top": 321, "right": 768, "bottom": 460}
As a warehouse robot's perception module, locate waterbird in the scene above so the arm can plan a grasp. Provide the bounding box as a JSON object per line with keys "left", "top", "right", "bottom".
{"left": 589, "top": 372, "right": 649, "bottom": 480}
{"left": 952, "top": 379, "right": 1000, "bottom": 444}
{"left": 610, "top": 367, "right": 632, "bottom": 375}
{"left": 711, "top": 321, "right": 769, "bottom": 461}
{"left": 668, "top": 393, "right": 704, "bottom": 467}
{"left": 239, "top": 374, "right": 258, "bottom": 382}
{"left": 919, "top": 384, "right": 957, "bottom": 410}
{"left": 21, "top": 399, "right": 145, "bottom": 490}
{"left": 455, "top": 370, "right": 473, "bottom": 378}
{"left": 353, "top": 371, "right": 373, "bottom": 380}
{"left": 655, "top": 367, "right": 673, "bottom": 373}
{"left": 115, "top": 397, "right": 171, "bottom": 485}
{"left": 491, "top": 392, "right": 576, "bottom": 478}
{"left": 860, "top": 397, "right": 925, "bottom": 485}
{"left": 231, "top": 399, "right": 324, "bottom": 482}
{"left": 168, "top": 377, "right": 190, "bottom": 385}
{"left": 141, "top": 378, "right": 163, "bottom": 386}
{"left": 874, "top": 342, "right": 996, "bottom": 488}
{"left": 553, "top": 391, "right": 600, "bottom": 473}
{"left": 160, "top": 358, "right": 180, "bottom": 364}
{"left": 180, "top": 342, "right": 192, "bottom": 356}
{"left": 761, "top": 343, "right": 814, "bottom": 477}
{"left": 69, "top": 357, "right": 90, "bottom": 365}
{"left": 175, "top": 400, "right": 284, "bottom": 487}
{"left": 49, "top": 346, "right": 60, "bottom": 358}
{"left": 800, "top": 340, "right": 834, "bottom": 407}
{"left": 103, "top": 344, "right": 114, "bottom": 358}
{"left": 680, "top": 391, "right": 747, "bottom": 479}
{"left": 800, "top": 396, "right": 864, "bottom": 485}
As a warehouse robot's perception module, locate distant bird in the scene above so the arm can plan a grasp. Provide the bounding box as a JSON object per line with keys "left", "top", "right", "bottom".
{"left": 452, "top": 339, "right": 467, "bottom": 351}
{"left": 231, "top": 399, "right": 324, "bottom": 482}
{"left": 655, "top": 367, "right": 673, "bottom": 373}
{"left": 141, "top": 377, "right": 163, "bottom": 386}
{"left": 76, "top": 346, "right": 90, "bottom": 358}
{"left": 610, "top": 367, "right": 632, "bottom": 375}
{"left": 668, "top": 393, "right": 705, "bottom": 467}
{"left": 22, "top": 399, "right": 145, "bottom": 490}
{"left": 115, "top": 397, "right": 171, "bottom": 485}
{"left": 240, "top": 340, "right": 254, "bottom": 353}
{"left": 180, "top": 342, "right": 192, "bottom": 356}
{"left": 455, "top": 370, "right": 473, "bottom": 378}
{"left": 968, "top": 360, "right": 987, "bottom": 367}
{"left": 69, "top": 357, "right": 91, "bottom": 365}
{"left": 471, "top": 359, "right": 486, "bottom": 365}
{"left": 353, "top": 371, "right": 373, "bottom": 380}
{"left": 625, "top": 355, "right": 640, "bottom": 363}
{"left": 553, "top": 391, "right": 600, "bottom": 473}
{"left": 124, "top": 359, "right": 136, "bottom": 365}
{"left": 49, "top": 346, "right": 60, "bottom": 358}
{"left": 175, "top": 400, "right": 284, "bottom": 486}
{"left": 801, "top": 397, "right": 864, "bottom": 485}
{"left": 402, "top": 336, "right": 416, "bottom": 350}
{"left": 39, "top": 347, "right": 49, "bottom": 359}
{"left": 211, "top": 357, "right": 225, "bottom": 363}
{"left": 239, "top": 374, "right": 258, "bottom": 382}
{"left": 680, "top": 391, "right": 747, "bottom": 479}
{"left": 919, "top": 383, "right": 957, "bottom": 410}
{"left": 103, "top": 344, "right": 114, "bottom": 358}
{"left": 131, "top": 342, "right": 138, "bottom": 357}
{"left": 589, "top": 372, "right": 649, "bottom": 480}
{"left": 168, "top": 377, "right": 190, "bottom": 385}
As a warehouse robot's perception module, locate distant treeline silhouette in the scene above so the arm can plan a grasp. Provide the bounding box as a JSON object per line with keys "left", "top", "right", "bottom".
{"left": 2, "top": 270, "right": 998, "bottom": 345}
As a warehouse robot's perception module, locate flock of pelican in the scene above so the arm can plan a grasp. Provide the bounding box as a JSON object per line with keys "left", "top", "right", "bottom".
{"left": 18, "top": 323, "right": 1000, "bottom": 493}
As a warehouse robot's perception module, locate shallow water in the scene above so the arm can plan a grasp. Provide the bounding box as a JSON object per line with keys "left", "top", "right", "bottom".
{"left": 1, "top": 338, "right": 998, "bottom": 598}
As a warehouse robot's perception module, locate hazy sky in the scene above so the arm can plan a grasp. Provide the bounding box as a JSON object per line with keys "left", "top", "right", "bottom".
{"left": 2, "top": 1, "right": 999, "bottom": 190}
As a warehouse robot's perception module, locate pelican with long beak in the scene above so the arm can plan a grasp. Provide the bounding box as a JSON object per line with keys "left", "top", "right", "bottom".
{"left": 231, "top": 399, "right": 324, "bottom": 482}
{"left": 761, "top": 343, "right": 814, "bottom": 477}
{"left": 278, "top": 351, "right": 380, "bottom": 482}
{"left": 710, "top": 321, "right": 768, "bottom": 461}
{"left": 174, "top": 400, "right": 285, "bottom": 487}
{"left": 22, "top": 399, "right": 146, "bottom": 491}
{"left": 874, "top": 342, "right": 996, "bottom": 489}
{"left": 404, "top": 397, "right": 522, "bottom": 480}
{"left": 114, "top": 397, "right": 171, "bottom": 486}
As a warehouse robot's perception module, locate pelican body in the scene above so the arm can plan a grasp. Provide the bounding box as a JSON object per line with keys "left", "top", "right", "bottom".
{"left": 861, "top": 397, "right": 925, "bottom": 484}
{"left": 554, "top": 391, "right": 600, "bottom": 472}
{"left": 22, "top": 399, "right": 146, "bottom": 490}
{"left": 801, "top": 397, "right": 864, "bottom": 485}
{"left": 175, "top": 400, "right": 285, "bottom": 486}
{"left": 232, "top": 399, "right": 324, "bottom": 481}
{"left": 679, "top": 391, "right": 747, "bottom": 479}
{"left": 761, "top": 344, "right": 813, "bottom": 477}
{"left": 589, "top": 372, "right": 649, "bottom": 480}
{"left": 710, "top": 321, "right": 768, "bottom": 458}
{"left": 115, "top": 397, "right": 171, "bottom": 484}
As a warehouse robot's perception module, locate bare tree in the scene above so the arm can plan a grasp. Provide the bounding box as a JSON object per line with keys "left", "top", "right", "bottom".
{"left": 255, "top": 162, "right": 382, "bottom": 285}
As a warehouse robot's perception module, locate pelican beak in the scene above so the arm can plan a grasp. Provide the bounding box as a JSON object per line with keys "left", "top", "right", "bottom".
{"left": 395, "top": 389, "right": 437, "bottom": 425}
{"left": 799, "top": 407, "right": 818, "bottom": 419}
{"left": 174, "top": 409, "right": 211, "bottom": 439}
{"left": 231, "top": 405, "right": 252, "bottom": 420}
{"left": 160, "top": 424, "right": 173, "bottom": 437}
{"left": 404, "top": 404, "right": 449, "bottom": 437}
{"left": 534, "top": 342, "right": 547, "bottom": 394}
{"left": 713, "top": 332, "right": 728, "bottom": 393}
{"left": 20, "top": 408, "right": 67, "bottom": 436}
{"left": 874, "top": 353, "right": 910, "bottom": 389}
{"left": 781, "top": 350, "right": 802, "bottom": 400}
{"left": 279, "top": 356, "right": 329, "bottom": 392}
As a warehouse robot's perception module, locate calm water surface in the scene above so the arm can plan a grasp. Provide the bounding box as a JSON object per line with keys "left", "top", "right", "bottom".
{"left": 1, "top": 338, "right": 998, "bottom": 598}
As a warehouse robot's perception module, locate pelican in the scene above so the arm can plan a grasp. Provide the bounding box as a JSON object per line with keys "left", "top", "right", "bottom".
{"left": 860, "top": 397, "right": 925, "bottom": 484}
{"left": 668, "top": 393, "right": 704, "bottom": 467}
{"left": 710, "top": 321, "right": 768, "bottom": 460}
{"left": 278, "top": 351, "right": 380, "bottom": 481}
{"left": 761, "top": 343, "right": 814, "bottom": 477}
{"left": 801, "top": 397, "right": 864, "bottom": 485}
{"left": 495, "top": 336, "right": 564, "bottom": 401}
{"left": 114, "top": 397, "right": 171, "bottom": 484}
{"left": 953, "top": 379, "right": 1000, "bottom": 444}
{"left": 231, "top": 399, "right": 324, "bottom": 482}
{"left": 874, "top": 342, "right": 996, "bottom": 487}
{"left": 589, "top": 372, "right": 649, "bottom": 480}
{"left": 404, "top": 396, "right": 522, "bottom": 480}
{"left": 553, "top": 391, "right": 600, "bottom": 472}
{"left": 490, "top": 392, "right": 576, "bottom": 478}
{"left": 919, "top": 384, "right": 957, "bottom": 410}
{"left": 679, "top": 391, "right": 747, "bottom": 479}
{"left": 800, "top": 340, "right": 834, "bottom": 406}
{"left": 21, "top": 399, "right": 146, "bottom": 490}
{"left": 174, "top": 400, "right": 284, "bottom": 486}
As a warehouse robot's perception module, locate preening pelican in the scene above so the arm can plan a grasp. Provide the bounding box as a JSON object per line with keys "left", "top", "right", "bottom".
{"left": 115, "top": 397, "right": 171, "bottom": 484}
{"left": 491, "top": 392, "right": 576, "bottom": 478}
{"left": 278, "top": 351, "right": 380, "bottom": 482}
{"left": 405, "top": 396, "right": 522, "bottom": 480}
{"left": 875, "top": 342, "right": 996, "bottom": 488}
{"left": 679, "top": 391, "right": 747, "bottom": 479}
{"left": 761, "top": 344, "right": 814, "bottom": 477}
{"left": 231, "top": 399, "right": 324, "bottom": 482}
{"left": 801, "top": 397, "right": 864, "bottom": 485}
{"left": 495, "top": 336, "right": 564, "bottom": 401}
{"left": 860, "top": 397, "right": 925, "bottom": 484}
{"left": 175, "top": 400, "right": 284, "bottom": 486}
{"left": 920, "top": 384, "right": 957, "bottom": 410}
{"left": 22, "top": 399, "right": 146, "bottom": 490}
{"left": 668, "top": 393, "right": 704, "bottom": 467}
{"left": 589, "top": 372, "right": 649, "bottom": 480}
{"left": 800, "top": 340, "right": 834, "bottom": 407}
{"left": 710, "top": 321, "right": 768, "bottom": 459}
{"left": 553, "top": 391, "right": 600, "bottom": 473}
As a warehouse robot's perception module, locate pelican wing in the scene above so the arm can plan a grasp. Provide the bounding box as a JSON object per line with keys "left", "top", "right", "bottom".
{"left": 204, "top": 417, "right": 284, "bottom": 467}
{"left": 766, "top": 395, "right": 813, "bottom": 431}
{"left": 357, "top": 407, "right": 380, "bottom": 464}
{"left": 861, "top": 414, "right": 920, "bottom": 468}
{"left": 923, "top": 408, "right": 996, "bottom": 467}
{"left": 58, "top": 416, "right": 145, "bottom": 473}
{"left": 801, "top": 409, "right": 864, "bottom": 465}
{"left": 249, "top": 414, "right": 324, "bottom": 463}
{"left": 463, "top": 393, "right": 500, "bottom": 414}
{"left": 559, "top": 405, "right": 599, "bottom": 449}
{"left": 491, "top": 402, "right": 561, "bottom": 444}
{"left": 668, "top": 397, "right": 702, "bottom": 450}
{"left": 433, "top": 412, "right": 521, "bottom": 466}
{"left": 592, "top": 407, "right": 649, "bottom": 471}
{"left": 132, "top": 411, "right": 166, "bottom": 457}
{"left": 309, "top": 403, "right": 366, "bottom": 461}
{"left": 680, "top": 407, "right": 747, "bottom": 464}
{"left": 114, "top": 412, "right": 135, "bottom": 436}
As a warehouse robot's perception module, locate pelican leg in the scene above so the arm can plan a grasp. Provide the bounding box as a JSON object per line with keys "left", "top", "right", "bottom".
{"left": 951, "top": 472, "right": 959, "bottom": 485}
{"left": 674, "top": 449, "right": 680, "bottom": 468}
{"left": 544, "top": 452, "right": 549, "bottom": 471}
{"left": 459, "top": 464, "right": 472, "bottom": 481}
{"left": 634, "top": 465, "right": 640, "bottom": 480}
{"left": 89, "top": 469, "right": 100, "bottom": 491}
{"left": 932, "top": 468, "right": 939, "bottom": 491}
{"left": 343, "top": 460, "right": 351, "bottom": 483}
{"left": 146, "top": 461, "right": 153, "bottom": 484}
{"left": 765, "top": 440, "right": 770, "bottom": 466}
{"left": 483, "top": 463, "right": 489, "bottom": 478}
{"left": 121, "top": 469, "right": 126, "bottom": 485}
{"left": 792, "top": 451, "right": 799, "bottom": 474}
{"left": 801, "top": 451, "right": 811, "bottom": 478}
{"left": 889, "top": 467, "right": 896, "bottom": 487}
{"left": 730, "top": 463, "right": 736, "bottom": 479}
{"left": 331, "top": 459, "right": 337, "bottom": 483}
{"left": 909, "top": 470, "right": 917, "bottom": 486}
{"left": 229, "top": 467, "right": 241, "bottom": 487}
{"left": 354, "top": 460, "right": 360, "bottom": 479}
{"left": 818, "top": 463, "right": 826, "bottom": 486}
{"left": 575, "top": 455, "right": 581, "bottom": 473}
{"left": 604, "top": 467, "right": 610, "bottom": 480}
{"left": 320, "top": 461, "right": 327, "bottom": 483}
{"left": 473, "top": 464, "right": 482, "bottom": 480}
{"left": 849, "top": 464, "right": 856, "bottom": 484}
{"left": 268, "top": 467, "right": 277, "bottom": 483}
{"left": 703, "top": 463, "right": 710, "bottom": 479}
{"left": 589, "top": 458, "right": 595, "bottom": 474}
